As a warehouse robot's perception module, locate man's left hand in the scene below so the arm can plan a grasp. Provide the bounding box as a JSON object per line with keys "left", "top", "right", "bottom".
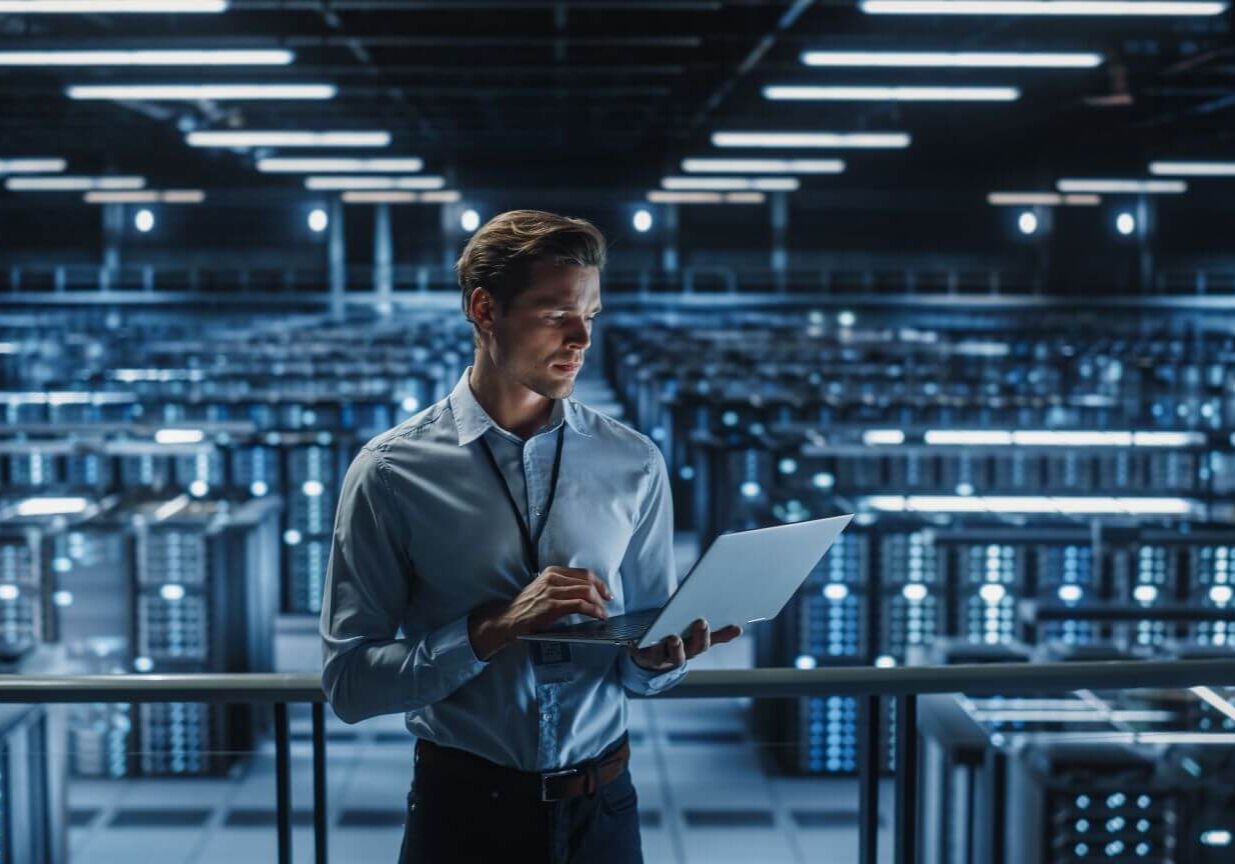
{"left": 628, "top": 618, "right": 742, "bottom": 672}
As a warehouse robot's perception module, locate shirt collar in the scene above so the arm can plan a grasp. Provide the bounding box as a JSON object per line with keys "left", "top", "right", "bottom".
{"left": 449, "top": 366, "right": 590, "bottom": 446}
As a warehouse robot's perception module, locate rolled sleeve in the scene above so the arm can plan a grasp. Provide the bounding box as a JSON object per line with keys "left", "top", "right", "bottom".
{"left": 320, "top": 448, "right": 487, "bottom": 724}
{"left": 616, "top": 438, "right": 688, "bottom": 697}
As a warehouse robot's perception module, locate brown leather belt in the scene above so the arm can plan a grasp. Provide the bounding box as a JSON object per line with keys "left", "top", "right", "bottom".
{"left": 415, "top": 733, "right": 631, "bottom": 803}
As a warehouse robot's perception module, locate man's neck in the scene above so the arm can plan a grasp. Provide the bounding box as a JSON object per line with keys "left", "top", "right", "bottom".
{"left": 468, "top": 355, "right": 555, "bottom": 440}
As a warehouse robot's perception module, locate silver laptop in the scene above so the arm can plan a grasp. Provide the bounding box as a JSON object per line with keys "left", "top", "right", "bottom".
{"left": 519, "top": 514, "right": 854, "bottom": 650}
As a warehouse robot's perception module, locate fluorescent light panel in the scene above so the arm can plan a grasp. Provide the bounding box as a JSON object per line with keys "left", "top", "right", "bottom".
{"left": 304, "top": 175, "right": 445, "bottom": 190}
{"left": 0, "top": 0, "right": 227, "bottom": 10}
{"left": 341, "top": 190, "right": 461, "bottom": 203}
{"left": 925, "top": 429, "right": 1204, "bottom": 446}
{"left": 863, "top": 494, "right": 1196, "bottom": 514}
{"left": 682, "top": 158, "right": 843, "bottom": 174}
{"left": 0, "top": 49, "right": 292, "bottom": 65}
{"left": 646, "top": 191, "right": 766, "bottom": 204}
{"left": 0, "top": 158, "right": 66, "bottom": 173}
{"left": 1150, "top": 161, "right": 1235, "bottom": 176}
{"left": 15, "top": 496, "right": 89, "bottom": 516}
{"left": 661, "top": 176, "right": 799, "bottom": 191}
{"left": 1057, "top": 178, "right": 1187, "bottom": 193}
{"left": 84, "top": 189, "right": 204, "bottom": 203}
{"left": 154, "top": 428, "right": 204, "bottom": 444}
{"left": 859, "top": 0, "right": 1228, "bottom": 14}
{"left": 765, "top": 85, "right": 1020, "bottom": 101}
{"left": 712, "top": 131, "right": 911, "bottom": 149}
{"left": 69, "top": 83, "right": 335, "bottom": 100}
{"left": 257, "top": 157, "right": 423, "bottom": 173}
{"left": 6, "top": 175, "right": 144, "bottom": 190}
{"left": 988, "top": 191, "right": 1101, "bottom": 205}
{"left": 186, "top": 130, "right": 391, "bottom": 148}
{"left": 801, "top": 50, "right": 1102, "bottom": 68}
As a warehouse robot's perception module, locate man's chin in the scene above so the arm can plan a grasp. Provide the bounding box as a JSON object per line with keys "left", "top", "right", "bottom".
{"left": 527, "top": 375, "right": 574, "bottom": 401}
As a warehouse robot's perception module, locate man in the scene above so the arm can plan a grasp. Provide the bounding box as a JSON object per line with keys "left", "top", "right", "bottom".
{"left": 320, "top": 209, "right": 741, "bottom": 863}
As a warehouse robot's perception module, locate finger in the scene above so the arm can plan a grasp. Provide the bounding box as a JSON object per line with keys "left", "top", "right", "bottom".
{"left": 563, "top": 591, "right": 608, "bottom": 619}
{"left": 552, "top": 567, "right": 614, "bottom": 601}
{"left": 553, "top": 597, "right": 607, "bottom": 620}
{"left": 637, "top": 641, "right": 666, "bottom": 667}
{"left": 671, "top": 634, "right": 687, "bottom": 667}
{"left": 711, "top": 624, "right": 743, "bottom": 645}
{"left": 555, "top": 580, "right": 607, "bottom": 607}
{"left": 686, "top": 619, "right": 710, "bottom": 659}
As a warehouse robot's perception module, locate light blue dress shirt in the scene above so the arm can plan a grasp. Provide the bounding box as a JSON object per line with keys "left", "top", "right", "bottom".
{"left": 320, "top": 368, "right": 687, "bottom": 771}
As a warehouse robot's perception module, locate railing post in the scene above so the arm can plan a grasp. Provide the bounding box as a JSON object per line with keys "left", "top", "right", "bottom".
{"left": 275, "top": 702, "right": 292, "bottom": 864}
{"left": 313, "top": 701, "right": 328, "bottom": 864}
{"left": 894, "top": 693, "right": 919, "bottom": 864}
{"left": 859, "top": 693, "right": 880, "bottom": 864}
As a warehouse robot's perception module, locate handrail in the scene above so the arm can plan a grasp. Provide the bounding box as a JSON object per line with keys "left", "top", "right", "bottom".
{"left": 1, "top": 658, "right": 1232, "bottom": 703}
{"left": 4, "top": 659, "right": 1231, "bottom": 864}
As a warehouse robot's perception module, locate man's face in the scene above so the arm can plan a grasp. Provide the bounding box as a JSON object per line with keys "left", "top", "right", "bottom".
{"left": 484, "top": 259, "right": 602, "bottom": 400}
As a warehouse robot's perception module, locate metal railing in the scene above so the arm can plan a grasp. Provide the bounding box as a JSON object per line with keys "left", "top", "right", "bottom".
{"left": 2, "top": 658, "right": 1234, "bottom": 864}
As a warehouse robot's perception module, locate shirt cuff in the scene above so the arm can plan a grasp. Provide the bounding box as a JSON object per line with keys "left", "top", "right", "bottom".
{"left": 423, "top": 613, "right": 489, "bottom": 676}
{"left": 620, "top": 652, "right": 688, "bottom": 695}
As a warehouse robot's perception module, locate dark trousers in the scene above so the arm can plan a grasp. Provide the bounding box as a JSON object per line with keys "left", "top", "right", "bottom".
{"left": 398, "top": 735, "right": 643, "bottom": 864}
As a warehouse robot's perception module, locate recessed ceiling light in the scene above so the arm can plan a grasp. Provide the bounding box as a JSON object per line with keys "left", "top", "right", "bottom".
{"left": 186, "top": 130, "right": 391, "bottom": 148}
{"left": 6, "top": 176, "right": 145, "bottom": 191}
{"left": 1056, "top": 178, "right": 1186, "bottom": 193}
{"left": 1149, "top": 161, "right": 1235, "bottom": 176}
{"left": 69, "top": 84, "right": 335, "bottom": 100}
{"left": 0, "top": 49, "right": 292, "bottom": 65}
{"left": 764, "top": 85, "right": 1020, "bottom": 101}
{"left": 711, "top": 131, "right": 911, "bottom": 148}
{"left": 859, "top": 0, "right": 1227, "bottom": 15}
{"left": 801, "top": 50, "right": 1102, "bottom": 68}
{"left": 661, "top": 176, "right": 800, "bottom": 191}
{"left": 0, "top": 0, "right": 227, "bottom": 10}
{"left": 257, "top": 157, "right": 423, "bottom": 173}
{"left": 682, "top": 158, "right": 843, "bottom": 174}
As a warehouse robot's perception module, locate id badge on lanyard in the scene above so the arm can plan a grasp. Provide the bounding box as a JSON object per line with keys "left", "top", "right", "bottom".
{"left": 478, "top": 425, "right": 572, "bottom": 672}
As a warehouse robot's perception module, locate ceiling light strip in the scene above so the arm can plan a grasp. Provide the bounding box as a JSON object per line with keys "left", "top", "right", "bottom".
{"left": 257, "top": 157, "right": 423, "bottom": 173}
{"left": 1149, "top": 161, "right": 1235, "bottom": 176}
{"left": 1057, "top": 178, "right": 1187, "bottom": 193}
{"left": 6, "top": 176, "right": 145, "bottom": 191}
{"left": 69, "top": 84, "right": 335, "bottom": 100}
{"left": 801, "top": 50, "right": 1102, "bottom": 67}
{"left": 186, "top": 131, "right": 391, "bottom": 148}
{"left": 764, "top": 85, "right": 1020, "bottom": 101}
{"left": 0, "top": 0, "right": 227, "bottom": 11}
{"left": 682, "top": 158, "right": 843, "bottom": 174}
{"left": 661, "top": 176, "right": 800, "bottom": 191}
{"left": 712, "top": 131, "right": 911, "bottom": 149}
{"left": 859, "top": 0, "right": 1228, "bottom": 15}
{"left": 0, "top": 50, "right": 291, "bottom": 65}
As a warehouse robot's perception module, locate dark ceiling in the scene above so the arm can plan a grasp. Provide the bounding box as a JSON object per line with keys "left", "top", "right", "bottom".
{"left": 1, "top": 0, "right": 1233, "bottom": 206}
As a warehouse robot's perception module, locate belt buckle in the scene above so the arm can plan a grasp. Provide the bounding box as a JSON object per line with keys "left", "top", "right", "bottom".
{"left": 540, "top": 767, "right": 581, "bottom": 802}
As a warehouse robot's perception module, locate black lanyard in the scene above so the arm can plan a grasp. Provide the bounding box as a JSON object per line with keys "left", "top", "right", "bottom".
{"left": 477, "top": 423, "right": 566, "bottom": 575}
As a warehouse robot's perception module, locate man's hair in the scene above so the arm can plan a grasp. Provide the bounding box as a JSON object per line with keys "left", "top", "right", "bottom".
{"left": 456, "top": 209, "right": 606, "bottom": 329}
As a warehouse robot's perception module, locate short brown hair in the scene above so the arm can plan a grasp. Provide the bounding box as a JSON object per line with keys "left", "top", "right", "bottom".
{"left": 456, "top": 209, "right": 606, "bottom": 325}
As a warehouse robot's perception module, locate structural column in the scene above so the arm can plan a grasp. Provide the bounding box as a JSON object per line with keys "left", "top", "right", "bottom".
{"left": 770, "top": 191, "right": 788, "bottom": 292}
{"left": 1137, "top": 196, "right": 1156, "bottom": 293}
{"left": 661, "top": 203, "right": 679, "bottom": 289}
{"left": 101, "top": 203, "right": 123, "bottom": 290}
{"left": 373, "top": 202, "right": 393, "bottom": 315}
{"left": 328, "top": 198, "right": 346, "bottom": 320}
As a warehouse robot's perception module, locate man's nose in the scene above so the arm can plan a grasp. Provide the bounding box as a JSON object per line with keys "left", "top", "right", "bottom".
{"left": 565, "top": 320, "right": 590, "bottom": 349}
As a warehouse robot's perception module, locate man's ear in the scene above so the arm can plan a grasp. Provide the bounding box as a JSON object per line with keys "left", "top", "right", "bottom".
{"left": 469, "top": 286, "right": 497, "bottom": 338}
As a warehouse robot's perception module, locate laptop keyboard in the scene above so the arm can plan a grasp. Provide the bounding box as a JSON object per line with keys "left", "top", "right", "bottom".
{"left": 561, "top": 608, "right": 660, "bottom": 640}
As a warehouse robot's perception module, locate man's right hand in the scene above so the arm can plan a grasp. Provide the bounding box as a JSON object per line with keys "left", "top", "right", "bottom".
{"left": 467, "top": 566, "right": 613, "bottom": 661}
